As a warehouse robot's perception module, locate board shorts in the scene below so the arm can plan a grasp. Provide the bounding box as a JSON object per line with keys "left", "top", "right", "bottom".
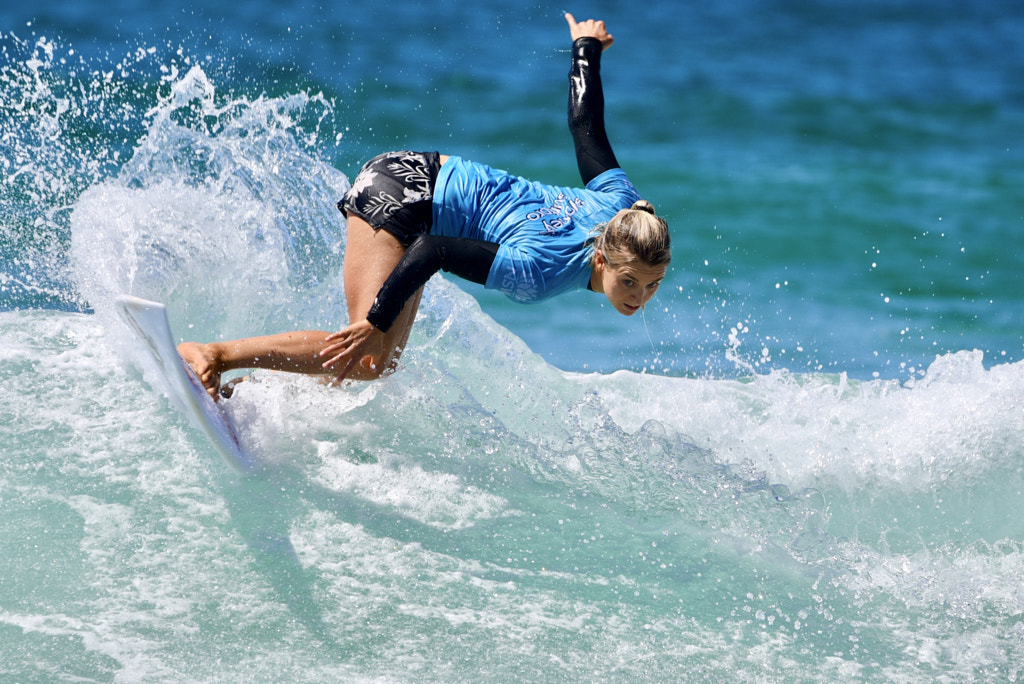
{"left": 338, "top": 151, "right": 443, "bottom": 247}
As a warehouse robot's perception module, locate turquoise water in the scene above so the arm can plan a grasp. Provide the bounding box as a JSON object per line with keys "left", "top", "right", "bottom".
{"left": 2, "top": 1, "right": 1024, "bottom": 681}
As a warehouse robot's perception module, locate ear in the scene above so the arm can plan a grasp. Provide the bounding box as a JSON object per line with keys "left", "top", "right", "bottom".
{"left": 592, "top": 249, "right": 607, "bottom": 270}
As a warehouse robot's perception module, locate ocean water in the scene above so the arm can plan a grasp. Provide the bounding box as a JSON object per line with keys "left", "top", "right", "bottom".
{"left": 2, "top": 0, "right": 1024, "bottom": 681}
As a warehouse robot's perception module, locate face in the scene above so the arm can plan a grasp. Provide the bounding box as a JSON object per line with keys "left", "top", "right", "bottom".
{"left": 592, "top": 251, "right": 667, "bottom": 316}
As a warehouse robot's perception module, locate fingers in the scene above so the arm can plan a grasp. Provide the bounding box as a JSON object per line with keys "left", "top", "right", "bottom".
{"left": 319, "top": 342, "right": 352, "bottom": 369}
{"left": 564, "top": 13, "right": 613, "bottom": 49}
{"left": 320, "top": 319, "right": 383, "bottom": 371}
{"left": 333, "top": 356, "right": 361, "bottom": 385}
{"left": 179, "top": 344, "right": 222, "bottom": 402}
{"left": 319, "top": 329, "right": 352, "bottom": 361}
{"left": 197, "top": 371, "right": 220, "bottom": 401}
{"left": 319, "top": 331, "right": 367, "bottom": 370}
{"left": 320, "top": 334, "right": 353, "bottom": 367}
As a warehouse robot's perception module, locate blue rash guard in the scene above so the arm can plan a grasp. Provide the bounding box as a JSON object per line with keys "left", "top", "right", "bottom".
{"left": 362, "top": 36, "right": 633, "bottom": 332}
{"left": 431, "top": 157, "right": 641, "bottom": 302}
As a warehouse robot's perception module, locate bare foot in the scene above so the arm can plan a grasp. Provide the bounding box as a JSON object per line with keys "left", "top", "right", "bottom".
{"left": 178, "top": 342, "right": 223, "bottom": 401}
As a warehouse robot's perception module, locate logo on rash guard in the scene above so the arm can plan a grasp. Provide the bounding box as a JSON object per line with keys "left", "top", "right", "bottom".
{"left": 500, "top": 268, "right": 538, "bottom": 302}
{"left": 526, "top": 193, "right": 586, "bottom": 234}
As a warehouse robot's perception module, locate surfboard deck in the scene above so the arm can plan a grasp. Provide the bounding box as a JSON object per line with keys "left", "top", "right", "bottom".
{"left": 115, "top": 295, "right": 258, "bottom": 474}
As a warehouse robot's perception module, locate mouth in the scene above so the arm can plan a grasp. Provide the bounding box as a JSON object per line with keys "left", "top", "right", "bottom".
{"left": 622, "top": 303, "right": 640, "bottom": 314}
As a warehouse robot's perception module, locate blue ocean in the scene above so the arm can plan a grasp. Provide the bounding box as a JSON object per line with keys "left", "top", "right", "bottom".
{"left": 3, "top": 0, "right": 1023, "bottom": 680}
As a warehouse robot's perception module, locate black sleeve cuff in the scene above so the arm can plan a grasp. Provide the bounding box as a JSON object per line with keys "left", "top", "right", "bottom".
{"left": 572, "top": 36, "right": 603, "bottom": 63}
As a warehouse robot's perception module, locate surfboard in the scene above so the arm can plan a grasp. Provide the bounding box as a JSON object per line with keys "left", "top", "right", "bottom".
{"left": 115, "top": 295, "right": 258, "bottom": 474}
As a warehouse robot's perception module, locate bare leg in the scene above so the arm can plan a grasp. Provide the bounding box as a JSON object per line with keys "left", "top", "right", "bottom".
{"left": 338, "top": 215, "right": 424, "bottom": 381}
{"left": 178, "top": 215, "right": 425, "bottom": 398}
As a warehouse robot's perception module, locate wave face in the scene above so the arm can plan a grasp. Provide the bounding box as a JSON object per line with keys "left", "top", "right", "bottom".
{"left": 3, "top": 2, "right": 1024, "bottom": 680}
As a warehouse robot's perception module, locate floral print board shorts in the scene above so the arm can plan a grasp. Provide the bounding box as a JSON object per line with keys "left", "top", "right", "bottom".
{"left": 338, "top": 151, "right": 443, "bottom": 247}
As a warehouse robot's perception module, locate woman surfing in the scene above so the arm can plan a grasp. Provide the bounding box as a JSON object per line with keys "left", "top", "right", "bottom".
{"left": 179, "top": 13, "right": 671, "bottom": 398}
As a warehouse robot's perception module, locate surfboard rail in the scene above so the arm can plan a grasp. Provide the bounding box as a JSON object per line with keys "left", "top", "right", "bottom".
{"left": 115, "top": 295, "right": 258, "bottom": 474}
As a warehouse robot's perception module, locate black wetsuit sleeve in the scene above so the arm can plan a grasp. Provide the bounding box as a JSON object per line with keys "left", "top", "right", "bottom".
{"left": 569, "top": 37, "right": 620, "bottom": 185}
{"left": 365, "top": 235, "right": 499, "bottom": 333}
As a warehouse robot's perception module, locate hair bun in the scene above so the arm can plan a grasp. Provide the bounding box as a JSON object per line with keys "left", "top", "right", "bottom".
{"left": 631, "top": 199, "right": 656, "bottom": 215}
{"left": 594, "top": 200, "right": 671, "bottom": 268}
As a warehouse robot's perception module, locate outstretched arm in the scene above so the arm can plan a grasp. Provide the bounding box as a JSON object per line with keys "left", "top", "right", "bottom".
{"left": 565, "top": 13, "right": 619, "bottom": 185}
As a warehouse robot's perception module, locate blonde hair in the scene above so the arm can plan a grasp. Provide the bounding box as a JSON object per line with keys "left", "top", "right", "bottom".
{"left": 591, "top": 200, "right": 671, "bottom": 267}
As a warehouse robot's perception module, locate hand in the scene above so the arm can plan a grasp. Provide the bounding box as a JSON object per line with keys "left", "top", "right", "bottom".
{"left": 564, "top": 13, "right": 613, "bottom": 51}
{"left": 320, "top": 319, "right": 385, "bottom": 383}
{"left": 178, "top": 341, "right": 223, "bottom": 401}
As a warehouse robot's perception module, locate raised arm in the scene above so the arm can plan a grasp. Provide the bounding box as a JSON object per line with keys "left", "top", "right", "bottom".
{"left": 358, "top": 16, "right": 622, "bottom": 334}
{"left": 565, "top": 13, "right": 619, "bottom": 185}
{"left": 321, "top": 16, "right": 619, "bottom": 382}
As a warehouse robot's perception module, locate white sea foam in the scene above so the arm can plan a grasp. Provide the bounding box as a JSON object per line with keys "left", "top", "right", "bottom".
{"left": 588, "top": 350, "right": 1024, "bottom": 492}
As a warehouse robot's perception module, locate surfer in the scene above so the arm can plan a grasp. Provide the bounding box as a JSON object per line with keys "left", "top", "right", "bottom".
{"left": 179, "top": 13, "right": 671, "bottom": 399}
